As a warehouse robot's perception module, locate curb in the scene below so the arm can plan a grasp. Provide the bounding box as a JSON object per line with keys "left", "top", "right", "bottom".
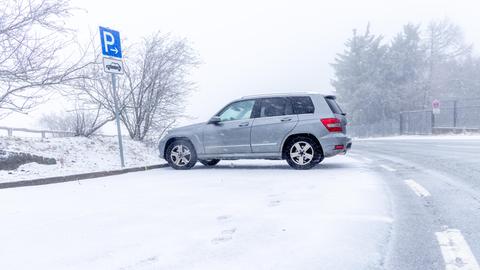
{"left": 0, "top": 164, "right": 168, "bottom": 189}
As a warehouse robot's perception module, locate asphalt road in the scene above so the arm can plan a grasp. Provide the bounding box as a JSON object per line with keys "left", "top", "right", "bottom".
{"left": 351, "top": 137, "right": 480, "bottom": 270}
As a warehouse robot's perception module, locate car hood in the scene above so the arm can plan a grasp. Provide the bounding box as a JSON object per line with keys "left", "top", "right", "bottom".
{"left": 167, "top": 122, "right": 206, "bottom": 134}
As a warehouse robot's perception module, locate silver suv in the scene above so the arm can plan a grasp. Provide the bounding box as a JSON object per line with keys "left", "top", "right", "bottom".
{"left": 158, "top": 93, "right": 351, "bottom": 170}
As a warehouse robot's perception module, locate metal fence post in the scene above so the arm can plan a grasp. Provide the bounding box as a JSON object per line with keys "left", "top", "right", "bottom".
{"left": 453, "top": 100, "right": 458, "bottom": 128}
{"left": 399, "top": 112, "right": 403, "bottom": 135}
{"left": 431, "top": 110, "right": 435, "bottom": 135}
{"left": 7, "top": 128, "right": 12, "bottom": 137}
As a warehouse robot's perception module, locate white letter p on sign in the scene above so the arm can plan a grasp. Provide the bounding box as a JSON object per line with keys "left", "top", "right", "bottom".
{"left": 103, "top": 31, "right": 115, "bottom": 52}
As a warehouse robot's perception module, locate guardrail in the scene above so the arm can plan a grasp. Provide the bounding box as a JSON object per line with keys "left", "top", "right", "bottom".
{"left": 0, "top": 126, "right": 132, "bottom": 139}
{"left": 0, "top": 126, "right": 75, "bottom": 138}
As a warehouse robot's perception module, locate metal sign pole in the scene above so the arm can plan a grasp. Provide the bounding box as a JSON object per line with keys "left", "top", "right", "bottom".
{"left": 112, "top": 73, "right": 125, "bottom": 167}
{"left": 99, "top": 26, "right": 125, "bottom": 168}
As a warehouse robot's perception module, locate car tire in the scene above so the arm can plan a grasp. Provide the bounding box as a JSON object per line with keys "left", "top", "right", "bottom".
{"left": 199, "top": 159, "right": 220, "bottom": 166}
{"left": 285, "top": 137, "right": 323, "bottom": 170}
{"left": 166, "top": 139, "right": 197, "bottom": 170}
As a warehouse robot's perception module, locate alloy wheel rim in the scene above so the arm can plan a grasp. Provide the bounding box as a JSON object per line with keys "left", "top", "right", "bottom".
{"left": 170, "top": 145, "right": 191, "bottom": 166}
{"left": 290, "top": 141, "right": 314, "bottom": 165}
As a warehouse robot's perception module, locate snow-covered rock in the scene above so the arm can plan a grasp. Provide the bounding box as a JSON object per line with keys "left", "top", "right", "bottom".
{"left": 0, "top": 136, "right": 163, "bottom": 182}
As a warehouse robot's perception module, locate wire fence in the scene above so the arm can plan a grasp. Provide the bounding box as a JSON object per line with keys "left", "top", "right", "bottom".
{"left": 347, "top": 119, "right": 400, "bottom": 138}
{"left": 433, "top": 99, "right": 480, "bottom": 129}
{"left": 400, "top": 110, "right": 433, "bottom": 135}
{"left": 348, "top": 98, "right": 480, "bottom": 137}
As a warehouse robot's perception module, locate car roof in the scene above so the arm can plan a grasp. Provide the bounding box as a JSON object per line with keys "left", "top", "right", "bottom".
{"left": 240, "top": 92, "right": 331, "bottom": 99}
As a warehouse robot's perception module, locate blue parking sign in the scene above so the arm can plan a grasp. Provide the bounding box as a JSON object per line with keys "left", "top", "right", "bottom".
{"left": 99, "top": 26, "right": 122, "bottom": 59}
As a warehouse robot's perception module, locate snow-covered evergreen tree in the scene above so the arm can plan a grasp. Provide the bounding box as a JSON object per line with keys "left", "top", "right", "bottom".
{"left": 384, "top": 24, "right": 426, "bottom": 113}
{"left": 331, "top": 24, "right": 387, "bottom": 124}
{"left": 332, "top": 19, "right": 479, "bottom": 127}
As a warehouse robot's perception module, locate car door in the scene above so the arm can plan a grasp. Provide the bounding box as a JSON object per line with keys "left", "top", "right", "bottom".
{"left": 203, "top": 99, "right": 256, "bottom": 154}
{"left": 251, "top": 97, "right": 298, "bottom": 153}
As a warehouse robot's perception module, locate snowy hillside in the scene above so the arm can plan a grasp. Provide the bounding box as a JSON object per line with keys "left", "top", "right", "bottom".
{"left": 0, "top": 136, "right": 163, "bottom": 182}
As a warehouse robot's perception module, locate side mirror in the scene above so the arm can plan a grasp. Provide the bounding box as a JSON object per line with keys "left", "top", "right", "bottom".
{"left": 208, "top": 116, "right": 221, "bottom": 124}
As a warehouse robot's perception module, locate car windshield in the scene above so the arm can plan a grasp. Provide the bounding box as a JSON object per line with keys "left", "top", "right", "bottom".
{"left": 218, "top": 100, "right": 255, "bottom": 121}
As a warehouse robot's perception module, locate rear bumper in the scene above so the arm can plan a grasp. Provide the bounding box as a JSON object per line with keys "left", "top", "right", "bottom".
{"left": 344, "top": 138, "right": 352, "bottom": 154}
{"left": 320, "top": 134, "right": 352, "bottom": 157}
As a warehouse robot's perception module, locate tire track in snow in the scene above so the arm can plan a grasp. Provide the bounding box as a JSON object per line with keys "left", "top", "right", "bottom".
{"left": 380, "top": 164, "right": 397, "bottom": 172}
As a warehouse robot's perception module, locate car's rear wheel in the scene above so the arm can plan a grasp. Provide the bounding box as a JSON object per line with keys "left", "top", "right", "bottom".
{"left": 166, "top": 140, "right": 197, "bottom": 170}
{"left": 285, "top": 137, "right": 323, "bottom": 170}
{"left": 199, "top": 159, "right": 221, "bottom": 166}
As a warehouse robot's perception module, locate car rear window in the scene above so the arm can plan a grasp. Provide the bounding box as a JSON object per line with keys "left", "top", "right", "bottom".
{"left": 325, "top": 97, "right": 344, "bottom": 114}
{"left": 290, "top": 96, "right": 315, "bottom": 114}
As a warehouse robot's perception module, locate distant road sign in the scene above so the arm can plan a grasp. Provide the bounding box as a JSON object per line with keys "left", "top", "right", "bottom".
{"left": 99, "top": 26, "right": 122, "bottom": 59}
{"left": 103, "top": 57, "right": 124, "bottom": 74}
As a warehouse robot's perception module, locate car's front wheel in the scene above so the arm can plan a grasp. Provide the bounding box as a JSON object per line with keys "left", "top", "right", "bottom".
{"left": 199, "top": 159, "right": 220, "bottom": 166}
{"left": 166, "top": 140, "right": 197, "bottom": 170}
{"left": 285, "top": 137, "right": 323, "bottom": 170}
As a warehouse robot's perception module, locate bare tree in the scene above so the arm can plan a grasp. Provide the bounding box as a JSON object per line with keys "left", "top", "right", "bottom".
{"left": 120, "top": 32, "right": 198, "bottom": 141}
{"left": 38, "top": 99, "right": 111, "bottom": 137}
{"left": 70, "top": 51, "right": 126, "bottom": 131}
{"left": 38, "top": 92, "right": 112, "bottom": 137}
{"left": 423, "top": 18, "right": 472, "bottom": 107}
{"left": 74, "top": 32, "right": 198, "bottom": 141}
{"left": 0, "top": 0, "right": 90, "bottom": 118}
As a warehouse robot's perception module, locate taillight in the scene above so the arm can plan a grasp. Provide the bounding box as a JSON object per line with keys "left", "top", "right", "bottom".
{"left": 321, "top": 118, "right": 343, "bottom": 132}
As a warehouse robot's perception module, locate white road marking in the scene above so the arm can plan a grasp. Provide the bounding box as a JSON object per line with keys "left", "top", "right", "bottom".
{"left": 436, "top": 228, "right": 480, "bottom": 270}
{"left": 404, "top": 179, "right": 431, "bottom": 197}
{"left": 380, "top": 164, "right": 396, "bottom": 172}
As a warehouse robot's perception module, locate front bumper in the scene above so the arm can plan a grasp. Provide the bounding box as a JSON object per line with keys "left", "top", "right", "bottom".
{"left": 158, "top": 137, "right": 168, "bottom": 159}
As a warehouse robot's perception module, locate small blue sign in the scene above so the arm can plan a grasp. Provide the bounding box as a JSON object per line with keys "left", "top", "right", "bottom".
{"left": 99, "top": 26, "right": 122, "bottom": 59}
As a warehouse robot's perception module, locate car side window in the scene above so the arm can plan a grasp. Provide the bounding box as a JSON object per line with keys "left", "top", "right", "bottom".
{"left": 291, "top": 96, "right": 315, "bottom": 114}
{"left": 259, "top": 98, "right": 293, "bottom": 118}
{"left": 217, "top": 100, "right": 255, "bottom": 122}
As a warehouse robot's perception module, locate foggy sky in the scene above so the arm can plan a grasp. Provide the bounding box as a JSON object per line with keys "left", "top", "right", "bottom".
{"left": 2, "top": 0, "right": 480, "bottom": 129}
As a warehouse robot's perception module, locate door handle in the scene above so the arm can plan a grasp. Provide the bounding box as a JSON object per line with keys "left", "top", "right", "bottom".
{"left": 280, "top": 117, "right": 292, "bottom": 122}
{"left": 238, "top": 122, "right": 249, "bottom": 127}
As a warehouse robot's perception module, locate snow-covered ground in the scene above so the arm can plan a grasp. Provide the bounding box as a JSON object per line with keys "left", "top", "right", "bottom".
{"left": 0, "top": 136, "right": 162, "bottom": 182}
{"left": 0, "top": 157, "right": 391, "bottom": 270}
